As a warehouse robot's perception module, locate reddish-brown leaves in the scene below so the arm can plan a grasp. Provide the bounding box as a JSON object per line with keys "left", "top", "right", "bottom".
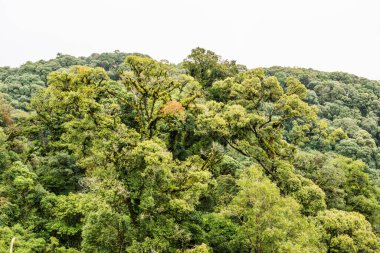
{"left": 160, "top": 100, "right": 185, "bottom": 116}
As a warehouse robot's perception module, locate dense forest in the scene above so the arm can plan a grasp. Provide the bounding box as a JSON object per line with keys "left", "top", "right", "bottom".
{"left": 0, "top": 48, "right": 379, "bottom": 252}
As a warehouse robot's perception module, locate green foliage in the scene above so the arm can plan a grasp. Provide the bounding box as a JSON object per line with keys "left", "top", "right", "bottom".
{"left": 35, "top": 152, "right": 82, "bottom": 194}
{"left": 81, "top": 210, "right": 130, "bottom": 253}
{"left": 0, "top": 49, "right": 379, "bottom": 252}
{"left": 295, "top": 151, "right": 380, "bottom": 232}
{"left": 182, "top": 47, "right": 245, "bottom": 88}
{"left": 0, "top": 127, "right": 12, "bottom": 170}
{"left": 0, "top": 224, "right": 46, "bottom": 252}
{"left": 0, "top": 225, "right": 80, "bottom": 252}
{"left": 0, "top": 51, "right": 134, "bottom": 111}
{"left": 316, "top": 209, "right": 380, "bottom": 253}
{"left": 0, "top": 94, "right": 15, "bottom": 127}
{"left": 183, "top": 243, "right": 212, "bottom": 253}
{"left": 121, "top": 55, "right": 202, "bottom": 139}
{"left": 0, "top": 161, "right": 47, "bottom": 228}
{"left": 224, "top": 166, "right": 323, "bottom": 252}
{"left": 266, "top": 66, "right": 380, "bottom": 168}
{"left": 30, "top": 66, "right": 115, "bottom": 150}
{"left": 201, "top": 213, "right": 238, "bottom": 252}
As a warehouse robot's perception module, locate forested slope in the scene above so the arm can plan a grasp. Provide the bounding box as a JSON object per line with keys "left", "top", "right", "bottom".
{"left": 266, "top": 67, "right": 380, "bottom": 168}
{"left": 0, "top": 48, "right": 379, "bottom": 252}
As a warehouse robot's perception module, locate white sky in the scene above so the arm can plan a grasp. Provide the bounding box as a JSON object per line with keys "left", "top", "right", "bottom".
{"left": 0, "top": 0, "right": 380, "bottom": 80}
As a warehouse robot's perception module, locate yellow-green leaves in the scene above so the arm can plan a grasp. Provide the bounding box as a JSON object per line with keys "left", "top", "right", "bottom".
{"left": 223, "top": 104, "right": 250, "bottom": 129}
{"left": 182, "top": 47, "right": 243, "bottom": 88}
{"left": 183, "top": 243, "right": 212, "bottom": 253}
{"left": 196, "top": 101, "right": 230, "bottom": 137}
{"left": 121, "top": 56, "right": 202, "bottom": 138}
{"left": 203, "top": 71, "right": 318, "bottom": 182}
{"left": 286, "top": 76, "right": 308, "bottom": 99}
{"left": 316, "top": 209, "right": 380, "bottom": 253}
{"left": 224, "top": 166, "right": 323, "bottom": 252}
{"left": 31, "top": 66, "right": 118, "bottom": 156}
{"left": 0, "top": 225, "right": 46, "bottom": 252}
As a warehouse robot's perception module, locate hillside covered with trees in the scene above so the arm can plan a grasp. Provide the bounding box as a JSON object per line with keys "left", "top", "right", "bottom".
{"left": 0, "top": 48, "right": 379, "bottom": 252}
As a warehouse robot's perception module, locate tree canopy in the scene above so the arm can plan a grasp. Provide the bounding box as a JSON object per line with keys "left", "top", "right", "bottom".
{"left": 0, "top": 49, "right": 379, "bottom": 252}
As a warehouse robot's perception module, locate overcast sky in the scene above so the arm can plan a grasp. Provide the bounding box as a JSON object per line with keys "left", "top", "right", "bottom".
{"left": 1, "top": 0, "right": 379, "bottom": 80}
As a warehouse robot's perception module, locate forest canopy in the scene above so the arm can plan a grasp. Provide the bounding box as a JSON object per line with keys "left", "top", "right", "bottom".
{"left": 0, "top": 48, "right": 379, "bottom": 252}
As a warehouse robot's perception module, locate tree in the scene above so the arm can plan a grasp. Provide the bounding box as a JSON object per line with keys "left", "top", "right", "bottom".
{"left": 41, "top": 192, "right": 109, "bottom": 249}
{"left": 120, "top": 55, "right": 202, "bottom": 138}
{"left": 0, "top": 161, "right": 47, "bottom": 227}
{"left": 30, "top": 66, "right": 117, "bottom": 153}
{"left": 0, "top": 127, "right": 11, "bottom": 171}
{"left": 0, "top": 94, "right": 14, "bottom": 127}
{"left": 0, "top": 224, "right": 46, "bottom": 253}
{"left": 0, "top": 50, "right": 380, "bottom": 252}
{"left": 224, "top": 166, "right": 323, "bottom": 253}
{"left": 182, "top": 47, "right": 245, "bottom": 88}
{"left": 295, "top": 152, "right": 380, "bottom": 231}
{"left": 80, "top": 138, "right": 211, "bottom": 251}
{"left": 197, "top": 70, "right": 326, "bottom": 211}
{"left": 316, "top": 209, "right": 380, "bottom": 253}
{"left": 81, "top": 210, "right": 129, "bottom": 253}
